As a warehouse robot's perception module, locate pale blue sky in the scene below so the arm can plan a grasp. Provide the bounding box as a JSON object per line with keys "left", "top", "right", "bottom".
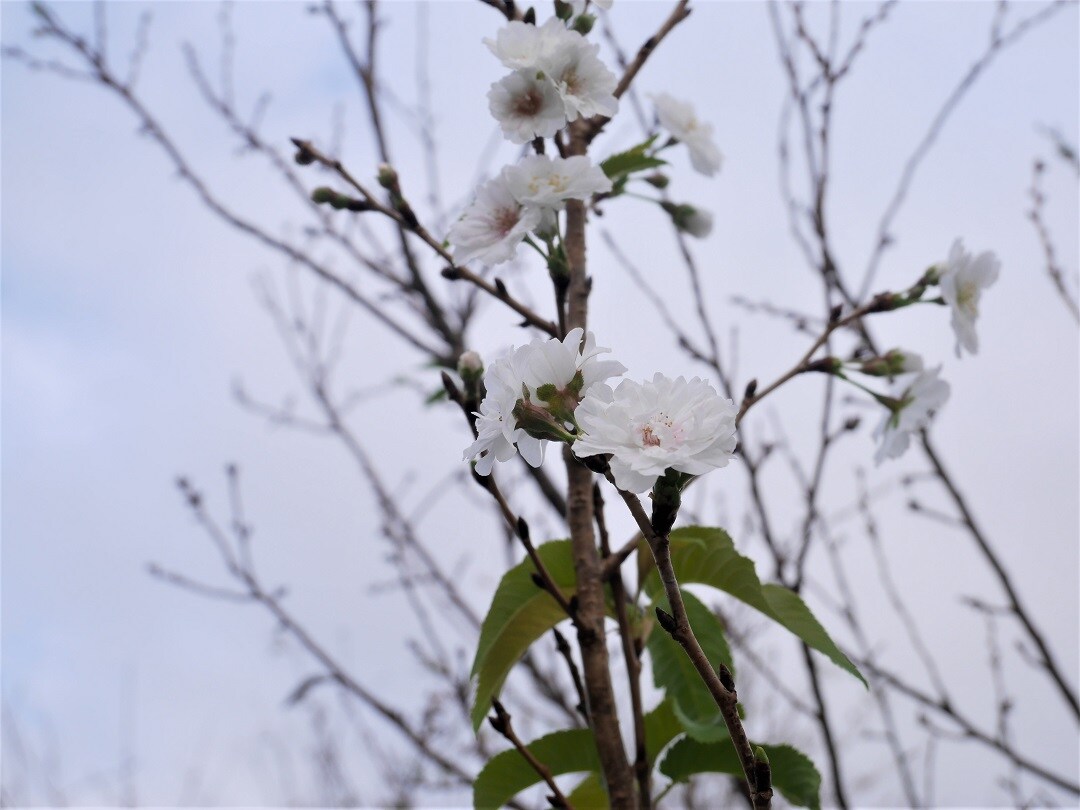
{"left": 2, "top": 1, "right": 1078, "bottom": 806}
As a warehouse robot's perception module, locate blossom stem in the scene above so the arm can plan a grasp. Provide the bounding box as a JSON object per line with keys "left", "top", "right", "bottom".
{"left": 488, "top": 700, "right": 576, "bottom": 809}
{"left": 291, "top": 138, "right": 560, "bottom": 337}
{"left": 595, "top": 484, "right": 651, "bottom": 809}
{"left": 610, "top": 476, "right": 771, "bottom": 808}
{"left": 523, "top": 234, "right": 550, "bottom": 261}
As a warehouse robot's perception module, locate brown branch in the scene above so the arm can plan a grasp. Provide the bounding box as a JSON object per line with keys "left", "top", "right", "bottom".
{"left": 292, "top": 138, "right": 558, "bottom": 338}
{"left": 1028, "top": 158, "right": 1079, "bottom": 322}
{"left": 611, "top": 477, "right": 770, "bottom": 808}
{"left": 595, "top": 485, "right": 650, "bottom": 808}
{"left": 857, "top": 0, "right": 1071, "bottom": 301}
{"left": 321, "top": 1, "right": 462, "bottom": 355}
{"left": 170, "top": 477, "right": 478, "bottom": 788}
{"left": 560, "top": 123, "right": 636, "bottom": 808}
{"left": 552, "top": 628, "right": 590, "bottom": 721}
{"left": 919, "top": 432, "right": 1080, "bottom": 721}
{"left": 18, "top": 5, "right": 446, "bottom": 363}
{"left": 864, "top": 663, "right": 1080, "bottom": 796}
{"left": 489, "top": 700, "right": 575, "bottom": 809}
{"left": 583, "top": 0, "right": 692, "bottom": 142}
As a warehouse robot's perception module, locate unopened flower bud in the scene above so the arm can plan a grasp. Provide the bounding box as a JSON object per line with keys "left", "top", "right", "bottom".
{"left": 860, "top": 349, "right": 923, "bottom": 378}
{"left": 572, "top": 12, "right": 596, "bottom": 34}
{"left": 377, "top": 163, "right": 398, "bottom": 190}
{"left": 311, "top": 186, "right": 336, "bottom": 204}
{"left": 457, "top": 350, "right": 484, "bottom": 382}
{"left": 554, "top": 0, "right": 573, "bottom": 20}
{"left": 643, "top": 172, "right": 670, "bottom": 189}
{"left": 661, "top": 201, "right": 713, "bottom": 238}
{"left": 291, "top": 137, "right": 317, "bottom": 165}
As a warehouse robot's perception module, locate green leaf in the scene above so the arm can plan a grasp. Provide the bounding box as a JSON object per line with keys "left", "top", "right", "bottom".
{"left": 643, "top": 697, "right": 685, "bottom": 766}
{"left": 600, "top": 135, "right": 666, "bottom": 181}
{"left": 565, "top": 773, "right": 608, "bottom": 810}
{"left": 474, "top": 728, "right": 599, "bottom": 809}
{"left": 645, "top": 527, "right": 866, "bottom": 687}
{"left": 646, "top": 590, "right": 734, "bottom": 741}
{"left": 470, "top": 540, "right": 576, "bottom": 730}
{"left": 659, "top": 736, "right": 822, "bottom": 810}
{"left": 423, "top": 387, "right": 448, "bottom": 405}
{"left": 553, "top": 700, "right": 684, "bottom": 810}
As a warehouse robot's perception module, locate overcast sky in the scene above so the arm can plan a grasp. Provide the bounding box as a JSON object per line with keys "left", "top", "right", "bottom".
{"left": 2, "top": 1, "right": 1078, "bottom": 807}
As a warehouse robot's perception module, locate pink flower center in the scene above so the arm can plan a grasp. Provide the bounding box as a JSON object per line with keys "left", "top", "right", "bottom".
{"left": 638, "top": 413, "right": 684, "bottom": 450}
{"left": 640, "top": 425, "right": 661, "bottom": 447}
{"left": 493, "top": 206, "right": 521, "bottom": 236}
{"left": 514, "top": 88, "right": 544, "bottom": 117}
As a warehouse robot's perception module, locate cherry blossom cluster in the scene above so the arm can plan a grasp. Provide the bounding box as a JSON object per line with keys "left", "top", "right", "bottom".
{"left": 861, "top": 239, "right": 999, "bottom": 463}
{"left": 447, "top": 155, "right": 611, "bottom": 266}
{"left": 464, "top": 332, "right": 738, "bottom": 494}
{"left": 485, "top": 15, "right": 618, "bottom": 144}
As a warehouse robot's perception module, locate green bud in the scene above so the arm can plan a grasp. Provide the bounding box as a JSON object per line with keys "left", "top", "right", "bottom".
{"left": 535, "top": 383, "right": 559, "bottom": 403}
{"left": 754, "top": 746, "right": 769, "bottom": 765}
{"left": 377, "top": 163, "right": 398, "bottom": 190}
{"left": 457, "top": 350, "right": 484, "bottom": 385}
{"left": 554, "top": 0, "right": 573, "bottom": 20}
{"left": 512, "top": 399, "right": 575, "bottom": 444}
{"left": 643, "top": 172, "right": 670, "bottom": 189}
{"left": 311, "top": 186, "right": 336, "bottom": 204}
{"left": 660, "top": 201, "right": 713, "bottom": 238}
{"left": 859, "top": 349, "right": 921, "bottom": 378}
{"left": 572, "top": 12, "right": 596, "bottom": 34}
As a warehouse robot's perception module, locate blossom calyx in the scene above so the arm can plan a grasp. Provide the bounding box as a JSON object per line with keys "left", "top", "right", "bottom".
{"left": 650, "top": 468, "right": 693, "bottom": 535}
{"left": 512, "top": 398, "right": 576, "bottom": 445}
{"left": 661, "top": 201, "right": 713, "bottom": 238}
{"left": 572, "top": 13, "right": 596, "bottom": 34}
{"left": 858, "top": 349, "right": 923, "bottom": 378}
{"left": 805, "top": 356, "right": 843, "bottom": 375}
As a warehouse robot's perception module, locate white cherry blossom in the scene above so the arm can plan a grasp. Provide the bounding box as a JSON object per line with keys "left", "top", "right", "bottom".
{"left": 939, "top": 239, "right": 1000, "bottom": 357}
{"left": 573, "top": 374, "right": 738, "bottom": 493}
{"left": 465, "top": 329, "right": 625, "bottom": 474}
{"left": 651, "top": 92, "right": 722, "bottom": 177}
{"left": 448, "top": 171, "right": 543, "bottom": 266}
{"left": 483, "top": 17, "right": 576, "bottom": 71}
{"left": 546, "top": 37, "right": 618, "bottom": 121}
{"left": 488, "top": 70, "right": 568, "bottom": 144}
{"left": 504, "top": 154, "right": 612, "bottom": 210}
{"left": 873, "top": 367, "right": 950, "bottom": 464}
